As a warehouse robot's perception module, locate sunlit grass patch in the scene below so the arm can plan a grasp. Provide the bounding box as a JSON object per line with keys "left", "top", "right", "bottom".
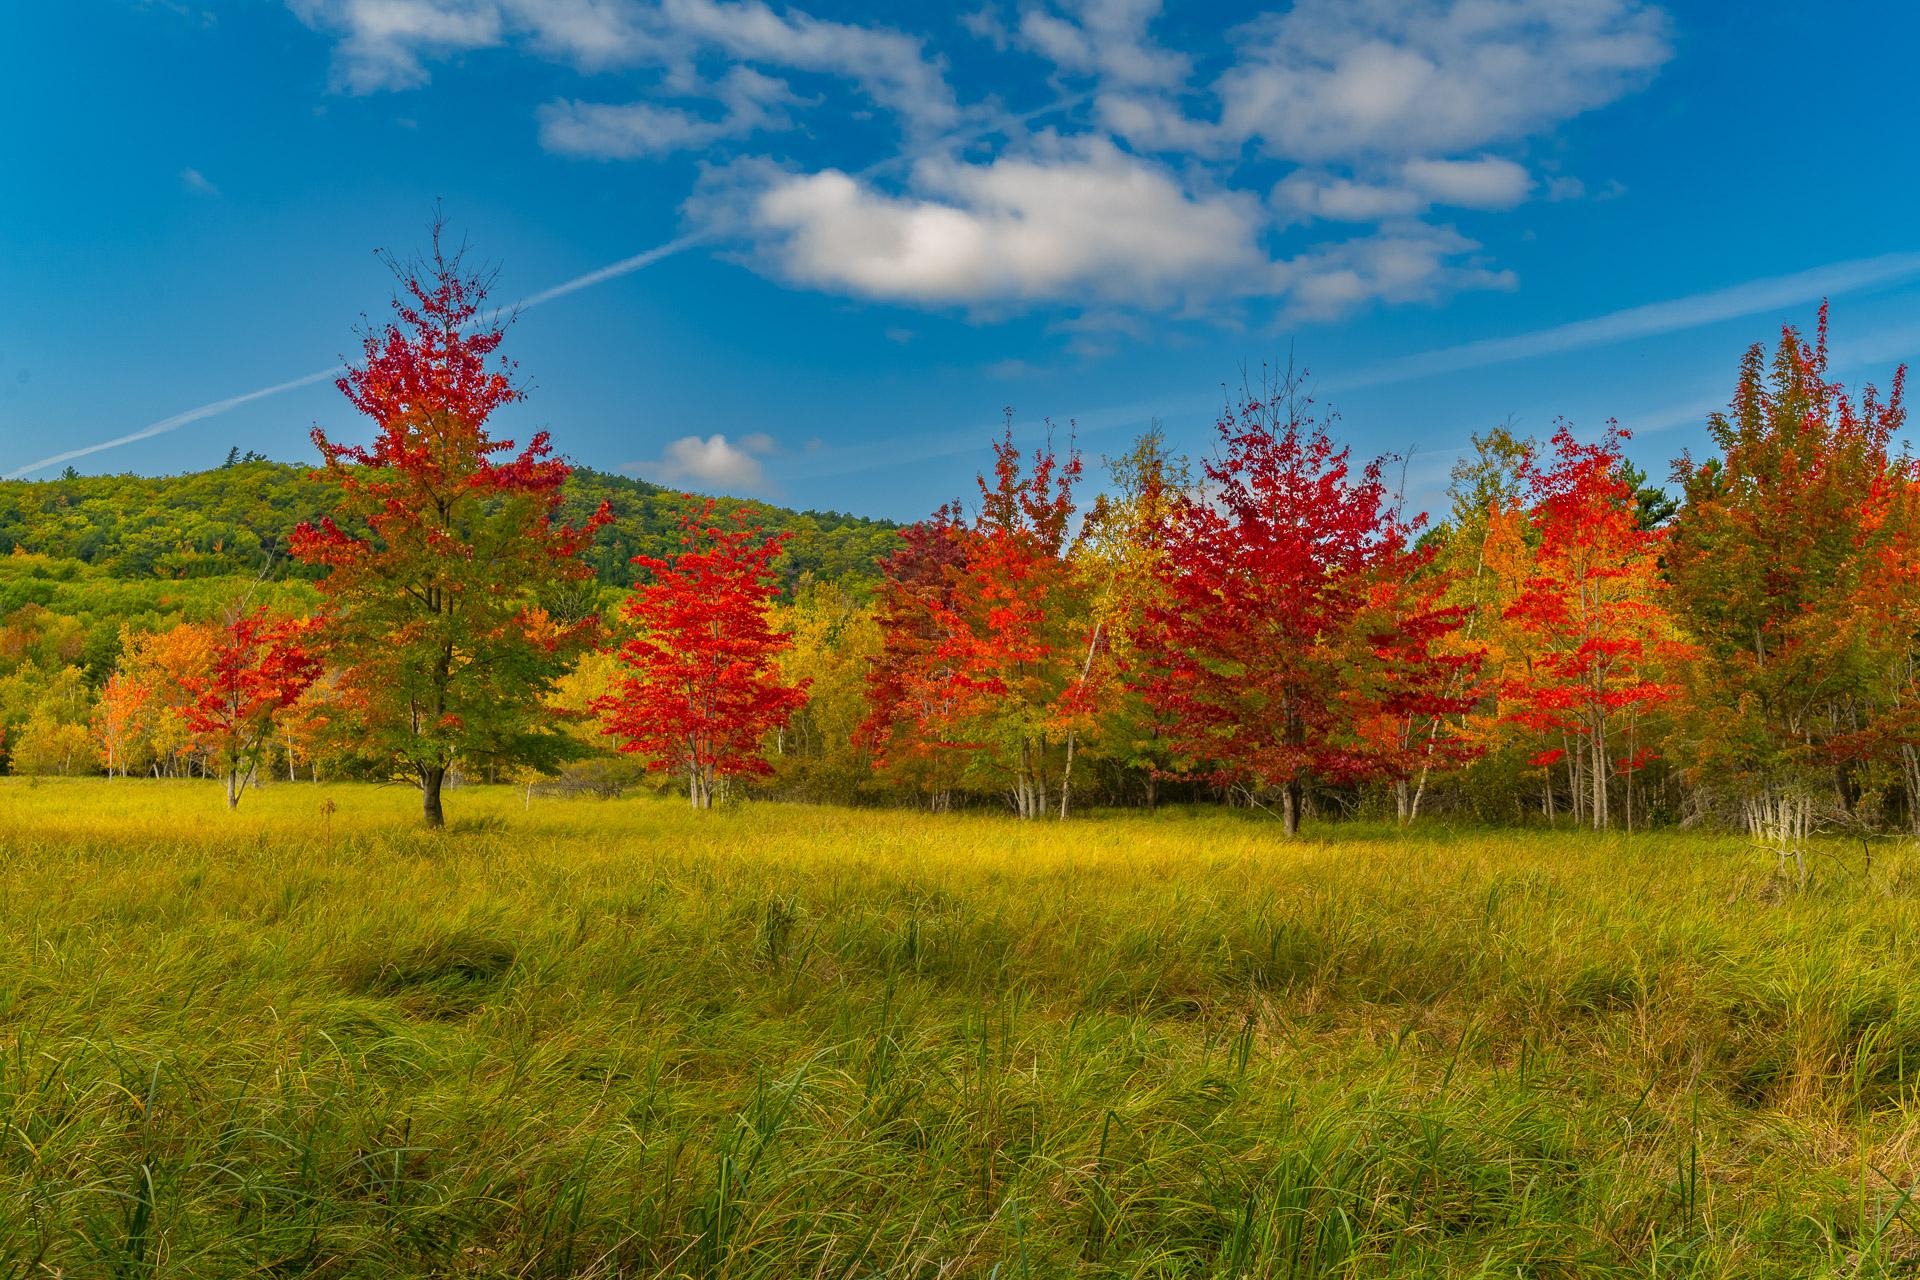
{"left": 3, "top": 778, "right": 1920, "bottom": 1276}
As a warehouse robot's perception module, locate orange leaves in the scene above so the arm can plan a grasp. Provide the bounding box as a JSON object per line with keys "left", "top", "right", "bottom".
{"left": 861, "top": 429, "right": 1095, "bottom": 811}
{"left": 176, "top": 609, "right": 322, "bottom": 793}
{"left": 1486, "top": 422, "right": 1681, "bottom": 825}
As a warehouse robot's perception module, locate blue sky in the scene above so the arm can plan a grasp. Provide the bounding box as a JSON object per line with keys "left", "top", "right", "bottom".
{"left": 2, "top": 0, "right": 1916, "bottom": 522}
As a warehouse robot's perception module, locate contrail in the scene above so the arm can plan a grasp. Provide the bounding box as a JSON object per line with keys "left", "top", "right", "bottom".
{"left": 6, "top": 368, "right": 348, "bottom": 479}
{"left": 510, "top": 230, "right": 717, "bottom": 316}
{"left": 4, "top": 91, "right": 1091, "bottom": 482}
{"left": 4, "top": 230, "right": 715, "bottom": 480}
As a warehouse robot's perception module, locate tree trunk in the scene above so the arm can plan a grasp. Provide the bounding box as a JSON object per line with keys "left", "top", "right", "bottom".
{"left": 1903, "top": 744, "right": 1920, "bottom": 835}
{"left": 422, "top": 765, "right": 447, "bottom": 829}
{"left": 1590, "top": 714, "right": 1608, "bottom": 831}
{"left": 1058, "top": 731, "right": 1076, "bottom": 820}
{"left": 226, "top": 770, "right": 241, "bottom": 810}
{"left": 1281, "top": 780, "right": 1302, "bottom": 837}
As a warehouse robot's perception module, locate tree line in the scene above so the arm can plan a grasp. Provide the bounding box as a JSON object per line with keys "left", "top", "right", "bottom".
{"left": 3, "top": 233, "right": 1913, "bottom": 859}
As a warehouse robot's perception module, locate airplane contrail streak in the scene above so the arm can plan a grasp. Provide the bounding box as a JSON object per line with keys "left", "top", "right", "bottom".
{"left": 3, "top": 228, "right": 714, "bottom": 480}
{"left": 6, "top": 120, "right": 1908, "bottom": 483}
{"left": 2, "top": 93, "right": 1092, "bottom": 482}
{"left": 5, "top": 367, "right": 347, "bottom": 479}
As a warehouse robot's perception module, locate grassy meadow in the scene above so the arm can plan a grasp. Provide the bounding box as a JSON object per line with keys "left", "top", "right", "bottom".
{"left": 4, "top": 781, "right": 1920, "bottom": 1277}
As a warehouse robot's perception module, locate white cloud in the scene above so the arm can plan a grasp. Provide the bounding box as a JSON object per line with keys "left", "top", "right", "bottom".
{"left": 539, "top": 66, "right": 793, "bottom": 159}
{"left": 633, "top": 430, "right": 778, "bottom": 489}
{"left": 1018, "top": 0, "right": 1187, "bottom": 88}
{"left": 1216, "top": 0, "right": 1670, "bottom": 159}
{"left": 1092, "top": 91, "right": 1224, "bottom": 154}
{"left": 510, "top": 0, "right": 663, "bottom": 67}
{"left": 288, "top": 0, "right": 955, "bottom": 130}
{"left": 1273, "top": 172, "right": 1425, "bottom": 224}
{"left": 1287, "top": 225, "right": 1516, "bottom": 321}
{"left": 1402, "top": 155, "right": 1531, "bottom": 209}
{"left": 1275, "top": 155, "right": 1532, "bottom": 225}
{"left": 958, "top": 5, "right": 1010, "bottom": 51}
{"left": 661, "top": 0, "right": 956, "bottom": 131}
{"left": 179, "top": 167, "right": 220, "bottom": 197}
{"left": 287, "top": 0, "right": 504, "bottom": 93}
{"left": 701, "top": 139, "right": 1272, "bottom": 309}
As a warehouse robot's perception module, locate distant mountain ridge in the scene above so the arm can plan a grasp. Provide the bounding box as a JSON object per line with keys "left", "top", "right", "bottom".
{"left": 0, "top": 460, "right": 901, "bottom": 592}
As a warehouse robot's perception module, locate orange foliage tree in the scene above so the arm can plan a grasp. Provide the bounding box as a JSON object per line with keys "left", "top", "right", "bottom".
{"left": 177, "top": 608, "right": 322, "bottom": 809}
{"left": 1497, "top": 424, "right": 1682, "bottom": 830}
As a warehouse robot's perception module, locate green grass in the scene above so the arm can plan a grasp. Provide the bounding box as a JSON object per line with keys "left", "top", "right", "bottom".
{"left": 4, "top": 780, "right": 1920, "bottom": 1277}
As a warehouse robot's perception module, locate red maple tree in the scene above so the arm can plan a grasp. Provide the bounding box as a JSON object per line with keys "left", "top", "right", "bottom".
{"left": 1499, "top": 424, "right": 1680, "bottom": 830}
{"left": 857, "top": 503, "right": 973, "bottom": 809}
{"left": 1140, "top": 385, "right": 1475, "bottom": 834}
{"left": 178, "top": 608, "right": 322, "bottom": 809}
{"left": 598, "top": 500, "right": 809, "bottom": 808}
{"left": 860, "top": 428, "right": 1098, "bottom": 817}
{"left": 290, "top": 221, "right": 610, "bottom": 827}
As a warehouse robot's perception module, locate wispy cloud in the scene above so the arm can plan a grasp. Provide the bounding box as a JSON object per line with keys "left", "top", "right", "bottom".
{"left": 1327, "top": 250, "right": 1920, "bottom": 392}
{"left": 779, "top": 252, "right": 1920, "bottom": 487}
{"left": 180, "top": 167, "right": 220, "bottom": 196}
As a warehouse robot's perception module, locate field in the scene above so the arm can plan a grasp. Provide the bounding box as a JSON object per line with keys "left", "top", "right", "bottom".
{"left": 3, "top": 782, "right": 1920, "bottom": 1277}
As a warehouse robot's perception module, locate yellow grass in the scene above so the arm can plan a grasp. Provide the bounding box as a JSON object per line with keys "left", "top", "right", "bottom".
{"left": 3, "top": 777, "right": 1920, "bottom": 1276}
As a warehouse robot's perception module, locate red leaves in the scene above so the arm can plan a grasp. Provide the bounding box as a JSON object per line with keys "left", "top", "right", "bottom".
{"left": 860, "top": 428, "right": 1095, "bottom": 809}
{"left": 597, "top": 501, "right": 807, "bottom": 804}
{"left": 1135, "top": 387, "right": 1475, "bottom": 811}
{"left": 1493, "top": 422, "right": 1679, "bottom": 824}
{"left": 178, "top": 609, "right": 321, "bottom": 741}
{"left": 174, "top": 608, "right": 322, "bottom": 803}
{"left": 290, "top": 227, "right": 610, "bottom": 581}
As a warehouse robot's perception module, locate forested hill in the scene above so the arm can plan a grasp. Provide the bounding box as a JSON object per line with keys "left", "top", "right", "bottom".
{"left": 0, "top": 459, "right": 901, "bottom": 591}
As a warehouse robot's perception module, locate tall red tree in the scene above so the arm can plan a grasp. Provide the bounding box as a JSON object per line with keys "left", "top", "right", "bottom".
{"left": 291, "top": 223, "right": 610, "bottom": 827}
{"left": 178, "top": 608, "right": 322, "bottom": 809}
{"left": 858, "top": 503, "right": 973, "bottom": 810}
{"left": 861, "top": 429, "right": 1097, "bottom": 818}
{"left": 1499, "top": 424, "right": 1680, "bottom": 830}
{"left": 598, "top": 501, "right": 808, "bottom": 808}
{"left": 1141, "top": 385, "right": 1475, "bottom": 834}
